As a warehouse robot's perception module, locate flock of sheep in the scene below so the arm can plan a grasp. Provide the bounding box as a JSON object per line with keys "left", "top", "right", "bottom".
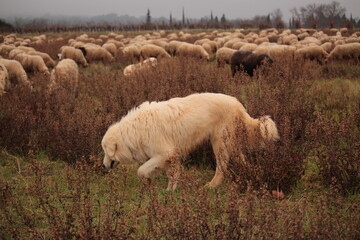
{"left": 1, "top": 27, "right": 360, "bottom": 95}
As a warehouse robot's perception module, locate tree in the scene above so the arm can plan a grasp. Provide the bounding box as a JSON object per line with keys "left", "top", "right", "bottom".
{"left": 221, "top": 14, "right": 226, "bottom": 23}
{"left": 146, "top": 9, "right": 151, "bottom": 24}
{"left": 182, "top": 7, "right": 185, "bottom": 26}
{"left": 211, "top": 11, "right": 214, "bottom": 22}
{"left": 169, "top": 12, "right": 173, "bottom": 26}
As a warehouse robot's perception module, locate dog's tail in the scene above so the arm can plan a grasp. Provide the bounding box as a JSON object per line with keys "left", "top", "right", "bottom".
{"left": 258, "top": 115, "right": 280, "bottom": 143}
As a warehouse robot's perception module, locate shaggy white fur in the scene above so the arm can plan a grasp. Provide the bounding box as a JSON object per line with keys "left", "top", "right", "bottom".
{"left": 102, "top": 93, "right": 279, "bottom": 190}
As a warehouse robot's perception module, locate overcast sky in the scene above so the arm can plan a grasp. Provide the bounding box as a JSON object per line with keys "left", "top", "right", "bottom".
{"left": 1, "top": 0, "right": 360, "bottom": 21}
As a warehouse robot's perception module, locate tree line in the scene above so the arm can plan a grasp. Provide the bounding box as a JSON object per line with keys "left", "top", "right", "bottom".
{"left": 1, "top": 1, "right": 359, "bottom": 33}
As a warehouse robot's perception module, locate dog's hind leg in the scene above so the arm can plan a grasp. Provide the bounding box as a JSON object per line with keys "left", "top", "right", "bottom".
{"left": 164, "top": 155, "right": 181, "bottom": 191}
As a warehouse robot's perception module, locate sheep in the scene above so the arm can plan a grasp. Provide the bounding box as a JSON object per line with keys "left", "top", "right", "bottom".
{"left": 165, "top": 40, "right": 183, "bottom": 56}
{"left": 8, "top": 48, "right": 25, "bottom": 59}
{"left": 295, "top": 46, "right": 329, "bottom": 63}
{"left": 27, "top": 50, "right": 56, "bottom": 68}
{"left": 327, "top": 43, "right": 360, "bottom": 63}
{"left": 0, "top": 63, "right": 9, "bottom": 94}
{"left": 83, "top": 44, "right": 114, "bottom": 63}
{"left": 0, "top": 58, "right": 29, "bottom": 86}
{"left": 176, "top": 42, "right": 210, "bottom": 60}
{"left": 123, "top": 57, "right": 157, "bottom": 76}
{"left": 0, "top": 44, "right": 15, "bottom": 58}
{"left": 239, "top": 43, "right": 258, "bottom": 52}
{"left": 140, "top": 44, "right": 171, "bottom": 60}
{"left": 230, "top": 51, "right": 273, "bottom": 77}
{"left": 321, "top": 42, "right": 335, "bottom": 53}
{"left": 49, "top": 59, "right": 79, "bottom": 95}
{"left": 216, "top": 47, "right": 236, "bottom": 67}
{"left": 102, "top": 43, "right": 117, "bottom": 57}
{"left": 122, "top": 45, "right": 141, "bottom": 63}
{"left": 13, "top": 53, "right": 50, "bottom": 75}
{"left": 59, "top": 46, "right": 88, "bottom": 67}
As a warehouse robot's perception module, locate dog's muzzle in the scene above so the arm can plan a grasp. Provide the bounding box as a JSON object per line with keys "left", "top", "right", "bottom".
{"left": 110, "top": 160, "right": 115, "bottom": 169}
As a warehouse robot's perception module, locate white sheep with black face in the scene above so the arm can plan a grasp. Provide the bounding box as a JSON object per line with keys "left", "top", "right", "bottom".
{"left": 58, "top": 46, "right": 88, "bottom": 67}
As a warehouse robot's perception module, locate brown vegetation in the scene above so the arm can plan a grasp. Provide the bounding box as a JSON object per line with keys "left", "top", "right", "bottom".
{"left": 0, "top": 36, "right": 359, "bottom": 239}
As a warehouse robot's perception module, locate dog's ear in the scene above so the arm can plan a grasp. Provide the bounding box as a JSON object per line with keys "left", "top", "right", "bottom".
{"left": 107, "top": 143, "right": 117, "bottom": 157}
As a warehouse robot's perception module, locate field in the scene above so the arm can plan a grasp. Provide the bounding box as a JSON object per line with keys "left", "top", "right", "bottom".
{"left": 1, "top": 30, "right": 360, "bottom": 239}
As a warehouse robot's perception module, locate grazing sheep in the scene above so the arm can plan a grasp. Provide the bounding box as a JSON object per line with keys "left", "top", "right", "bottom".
{"left": 49, "top": 59, "right": 79, "bottom": 95}
{"left": 102, "top": 92, "right": 279, "bottom": 190}
{"left": 59, "top": 46, "right": 88, "bottom": 67}
{"left": 176, "top": 42, "right": 210, "bottom": 60}
{"left": 321, "top": 42, "right": 335, "bottom": 53}
{"left": 140, "top": 44, "right": 171, "bottom": 60}
{"left": 165, "top": 40, "right": 183, "bottom": 56}
{"left": 216, "top": 47, "right": 236, "bottom": 67}
{"left": 27, "top": 50, "right": 56, "bottom": 68}
{"left": 14, "top": 53, "right": 50, "bottom": 75}
{"left": 102, "top": 43, "right": 117, "bottom": 57}
{"left": 83, "top": 44, "right": 114, "bottom": 63}
{"left": 239, "top": 43, "right": 258, "bottom": 52}
{"left": 327, "top": 43, "right": 360, "bottom": 63}
{"left": 231, "top": 51, "right": 273, "bottom": 77}
{"left": 123, "top": 57, "right": 157, "bottom": 76}
{"left": 295, "top": 46, "right": 329, "bottom": 63}
{"left": 0, "top": 58, "right": 29, "bottom": 86}
{"left": 122, "top": 45, "right": 141, "bottom": 63}
{"left": 0, "top": 44, "right": 15, "bottom": 58}
{"left": 0, "top": 63, "right": 9, "bottom": 94}
{"left": 8, "top": 48, "right": 25, "bottom": 59}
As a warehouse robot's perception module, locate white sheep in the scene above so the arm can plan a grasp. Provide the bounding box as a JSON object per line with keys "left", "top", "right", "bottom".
{"left": 216, "top": 47, "right": 236, "bottom": 67}
{"left": 102, "top": 43, "right": 117, "bottom": 57}
{"left": 165, "top": 40, "right": 183, "bottom": 56}
{"left": 26, "top": 50, "right": 56, "bottom": 68}
{"left": 176, "top": 42, "right": 209, "bottom": 60}
{"left": 239, "top": 43, "right": 258, "bottom": 52}
{"left": 140, "top": 44, "right": 171, "bottom": 60}
{"left": 0, "top": 63, "right": 9, "bottom": 94}
{"left": 83, "top": 44, "right": 114, "bottom": 63}
{"left": 327, "top": 43, "right": 360, "bottom": 63}
{"left": 295, "top": 46, "right": 329, "bottom": 63}
{"left": 0, "top": 44, "right": 15, "bottom": 58}
{"left": 123, "top": 57, "right": 157, "bottom": 76}
{"left": 59, "top": 46, "right": 88, "bottom": 67}
{"left": 14, "top": 53, "right": 50, "bottom": 75}
{"left": 0, "top": 58, "right": 29, "bottom": 86}
{"left": 122, "top": 45, "right": 141, "bottom": 63}
{"left": 49, "top": 59, "right": 79, "bottom": 95}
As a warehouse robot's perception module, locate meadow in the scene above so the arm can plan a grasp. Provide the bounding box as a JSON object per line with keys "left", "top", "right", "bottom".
{"left": 0, "top": 30, "right": 360, "bottom": 239}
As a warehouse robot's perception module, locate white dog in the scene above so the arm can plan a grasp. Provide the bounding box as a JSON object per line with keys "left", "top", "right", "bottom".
{"left": 102, "top": 92, "right": 279, "bottom": 190}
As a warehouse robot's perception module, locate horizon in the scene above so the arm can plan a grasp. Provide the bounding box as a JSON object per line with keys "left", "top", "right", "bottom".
{"left": 1, "top": 0, "right": 360, "bottom": 23}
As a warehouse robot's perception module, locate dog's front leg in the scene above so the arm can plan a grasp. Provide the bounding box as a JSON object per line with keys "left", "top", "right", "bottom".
{"left": 137, "top": 155, "right": 166, "bottom": 179}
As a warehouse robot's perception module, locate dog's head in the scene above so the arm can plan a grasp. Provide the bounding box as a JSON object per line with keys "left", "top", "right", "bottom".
{"left": 101, "top": 126, "right": 136, "bottom": 169}
{"left": 258, "top": 115, "right": 280, "bottom": 147}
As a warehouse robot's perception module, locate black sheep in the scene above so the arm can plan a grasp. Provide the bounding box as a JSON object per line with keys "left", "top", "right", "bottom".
{"left": 230, "top": 50, "right": 273, "bottom": 77}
